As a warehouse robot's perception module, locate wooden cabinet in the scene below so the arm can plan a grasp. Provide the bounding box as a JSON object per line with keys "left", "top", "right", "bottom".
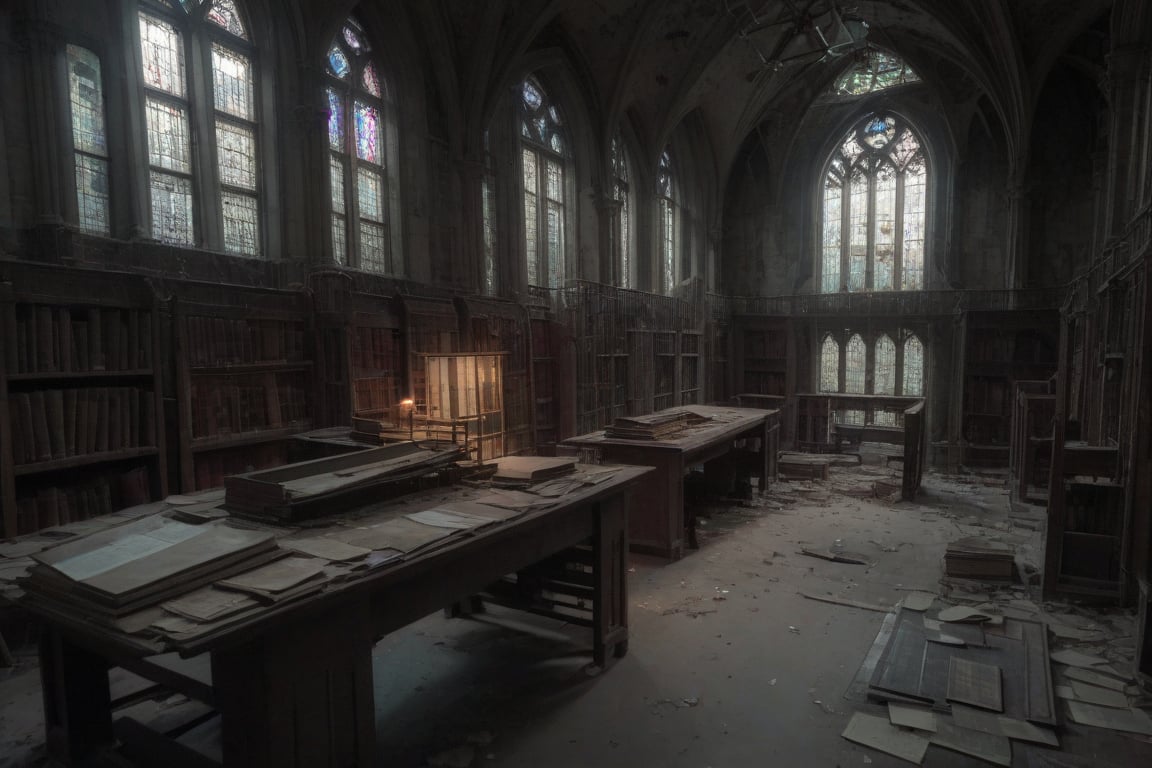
{"left": 0, "top": 263, "right": 167, "bottom": 537}
{"left": 174, "top": 289, "right": 314, "bottom": 491}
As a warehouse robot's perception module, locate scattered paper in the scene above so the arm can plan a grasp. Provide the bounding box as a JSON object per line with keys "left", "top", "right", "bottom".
{"left": 1049, "top": 649, "right": 1109, "bottom": 668}
{"left": 900, "top": 592, "right": 935, "bottom": 612}
{"left": 281, "top": 537, "right": 371, "bottom": 562}
{"left": 841, "top": 712, "right": 929, "bottom": 764}
{"left": 1069, "top": 680, "right": 1129, "bottom": 708}
{"left": 1065, "top": 700, "right": 1152, "bottom": 735}
{"left": 887, "top": 703, "right": 937, "bottom": 733}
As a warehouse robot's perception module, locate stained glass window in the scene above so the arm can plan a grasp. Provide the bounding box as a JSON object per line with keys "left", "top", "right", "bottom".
{"left": 206, "top": 0, "right": 246, "bottom": 39}
{"left": 520, "top": 76, "right": 567, "bottom": 288}
{"left": 820, "top": 336, "right": 839, "bottom": 393}
{"left": 611, "top": 134, "right": 632, "bottom": 288}
{"left": 903, "top": 334, "right": 924, "bottom": 396}
{"left": 482, "top": 145, "right": 497, "bottom": 296}
{"left": 832, "top": 49, "right": 920, "bottom": 97}
{"left": 138, "top": 1, "right": 259, "bottom": 254}
{"left": 659, "top": 149, "right": 679, "bottom": 294}
{"left": 874, "top": 334, "right": 896, "bottom": 395}
{"left": 67, "top": 45, "right": 110, "bottom": 235}
{"left": 821, "top": 113, "right": 927, "bottom": 293}
{"left": 326, "top": 15, "right": 399, "bottom": 274}
{"left": 845, "top": 334, "right": 866, "bottom": 394}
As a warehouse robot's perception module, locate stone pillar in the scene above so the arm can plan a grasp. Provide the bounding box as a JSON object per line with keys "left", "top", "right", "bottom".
{"left": 594, "top": 191, "right": 621, "bottom": 286}
{"left": 1103, "top": 46, "right": 1149, "bottom": 240}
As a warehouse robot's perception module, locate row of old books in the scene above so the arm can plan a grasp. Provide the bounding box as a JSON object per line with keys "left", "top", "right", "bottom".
{"left": 8, "top": 387, "right": 156, "bottom": 465}
{"left": 604, "top": 411, "right": 702, "bottom": 440}
{"left": 7, "top": 305, "right": 152, "bottom": 375}
{"left": 353, "top": 377, "right": 398, "bottom": 414}
{"left": 185, "top": 315, "right": 307, "bottom": 368}
{"left": 189, "top": 376, "right": 309, "bottom": 440}
{"left": 13, "top": 468, "right": 149, "bottom": 535}
{"left": 352, "top": 326, "right": 401, "bottom": 373}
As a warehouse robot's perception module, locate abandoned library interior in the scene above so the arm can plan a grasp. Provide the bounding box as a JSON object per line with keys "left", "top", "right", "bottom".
{"left": 2, "top": 1, "right": 1152, "bottom": 766}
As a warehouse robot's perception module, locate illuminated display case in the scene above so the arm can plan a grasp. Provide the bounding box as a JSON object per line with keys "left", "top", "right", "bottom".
{"left": 416, "top": 353, "right": 505, "bottom": 462}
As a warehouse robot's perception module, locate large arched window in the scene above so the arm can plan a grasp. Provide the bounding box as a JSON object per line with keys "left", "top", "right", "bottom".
{"left": 658, "top": 149, "right": 679, "bottom": 294}
{"left": 326, "top": 17, "right": 401, "bottom": 274}
{"left": 819, "top": 329, "right": 926, "bottom": 424}
{"left": 137, "top": 0, "right": 260, "bottom": 255}
{"left": 520, "top": 76, "right": 567, "bottom": 289}
{"left": 821, "top": 113, "right": 926, "bottom": 292}
{"left": 611, "top": 134, "right": 632, "bottom": 288}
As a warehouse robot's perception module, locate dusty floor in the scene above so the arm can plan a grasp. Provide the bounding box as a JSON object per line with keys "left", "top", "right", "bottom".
{"left": 1, "top": 464, "right": 1150, "bottom": 767}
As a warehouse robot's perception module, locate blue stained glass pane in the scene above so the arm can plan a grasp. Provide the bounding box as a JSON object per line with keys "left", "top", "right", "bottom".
{"left": 354, "top": 101, "right": 379, "bottom": 164}
{"left": 328, "top": 46, "right": 349, "bottom": 79}
{"left": 327, "top": 88, "right": 344, "bottom": 151}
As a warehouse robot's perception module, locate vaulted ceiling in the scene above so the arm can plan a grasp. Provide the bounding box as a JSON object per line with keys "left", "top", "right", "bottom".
{"left": 355, "top": 0, "right": 1118, "bottom": 182}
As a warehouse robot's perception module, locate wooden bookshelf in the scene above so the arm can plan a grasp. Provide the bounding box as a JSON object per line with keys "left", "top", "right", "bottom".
{"left": 174, "top": 289, "right": 314, "bottom": 491}
{"left": 0, "top": 262, "right": 168, "bottom": 538}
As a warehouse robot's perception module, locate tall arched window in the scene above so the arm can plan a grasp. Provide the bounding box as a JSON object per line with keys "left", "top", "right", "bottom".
{"left": 326, "top": 18, "right": 401, "bottom": 274}
{"left": 137, "top": 0, "right": 260, "bottom": 255}
{"left": 845, "top": 333, "right": 866, "bottom": 394}
{"left": 658, "top": 149, "right": 679, "bottom": 294}
{"left": 903, "top": 334, "right": 924, "bottom": 396}
{"left": 611, "top": 134, "right": 632, "bottom": 288}
{"left": 821, "top": 113, "right": 926, "bottom": 292}
{"left": 520, "top": 76, "right": 567, "bottom": 288}
{"left": 874, "top": 334, "right": 896, "bottom": 395}
{"left": 820, "top": 335, "right": 839, "bottom": 393}
{"left": 67, "top": 45, "right": 109, "bottom": 235}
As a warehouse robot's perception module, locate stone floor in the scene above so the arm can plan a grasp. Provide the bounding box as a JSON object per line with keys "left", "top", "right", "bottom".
{"left": 1, "top": 464, "right": 1150, "bottom": 767}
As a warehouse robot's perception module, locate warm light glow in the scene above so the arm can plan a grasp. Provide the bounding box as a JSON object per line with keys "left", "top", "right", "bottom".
{"left": 400, "top": 398, "right": 414, "bottom": 408}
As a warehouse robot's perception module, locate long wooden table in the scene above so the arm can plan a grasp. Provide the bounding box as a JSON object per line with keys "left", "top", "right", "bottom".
{"left": 560, "top": 405, "right": 777, "bottom": 560}
{"left": 24, "top": 465, "right": 648, "bottom": 767}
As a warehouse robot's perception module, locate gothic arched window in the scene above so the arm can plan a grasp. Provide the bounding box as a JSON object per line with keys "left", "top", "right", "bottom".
{"left": 611, "top": 134, "right": 632, "bottom": 288}
{"left": 520, "top": 76, "right": 567, "bottom": 288}
{"left": 67, "top": 45, "right": 109, "bottom": 235}
{"left": 820, "top": 335, "right": 839, "bottom": 393}
{"left": 821, "top": 113, "right": 926, "bottom": 292}
{"left": 326, "top": 17, "right": 401, "bottom": 273}
{"left": 903, "top": 334, "right": 924, "bottom": 396}
{"left": 874, "top": 334, "right": 896, "bottom": 395}
{"left": 845, "top": 334, "right": 866, "bottom": 394}
{"left": 658, "top": 149, "right": 679, "bottom": 294}
{"left": 137, "top": 0, "right": 261, "bottom": 254}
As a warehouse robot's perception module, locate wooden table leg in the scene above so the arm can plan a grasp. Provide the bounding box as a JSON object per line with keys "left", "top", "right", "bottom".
{"left": 39, "top": 628, "right": 114, "bottom": 765}
{"left": 212, "top": 601, "right": 376, "bottom": 767}
{"left": 593, "top": 496, "right": 629, "bottom": 665}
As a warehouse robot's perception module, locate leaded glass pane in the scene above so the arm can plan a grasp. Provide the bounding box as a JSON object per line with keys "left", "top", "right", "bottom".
{"left": 873, "top": 409, "right": 898, "bottom": 427}
{"left": 873, "top": 164, "right": 896, "bottom": 290}
{"left": 75, "top": 155, "right": 110, "bottom": 235}
{"left": 840, "top": 409, "right": 865, "bottom": 426}
{"left": 658, "top": 151, "right": 673, "bottom": 197}
{"left": 522, "top": 81, "right": 542, "bottom": 110}
{"left": 360, "top": 221, "right": 387, "bottom": 272}
{"left": 523, "top": 149, "right": 538, "bottom": 286}
{"left": 611, "top": 135, "right": 628, "bottom": 182}
{"left": 545, "top": 159, "right": 563, "bottom": 202}
{"left": 845, "top": 334, "right": 865, "bottom": 394}
{"left": 903, "top": 335, "right": 924, "bottom": 396}
{"left": 848, "top": 171, "right": 868, "bottom": 291}
{"left": 546, "top": 200, "right": 563, "bottom": 288}
{"left": 139, "top": 14, "right": 185, "bottom": 96}
{"left": 145, "top": 97, "right": 191, "bottom": 172}
{"left": 149, "top": 171, "right": 194, "bottom": 244}
{"left": 329, "top": 155, "right": 346, "bottom": 214}
{"left": 362, "top": 63, "right": 382, "bottom": 97}
{"left": 211, "top": 44, "right": 253, "bottom": 119}
{"left": 875, "top": 334, "right": 896, "bottom": 395}
{"left": 215, "top": 120, "right": 256, "bottom": 189}
{"left": 327, "top": 45, "right": 350, "bottom": 78}
{"left": 67, "top": 46, "right": 106, "bottom": 156}
{"left": 619, "top": 187, "right": 631, "bottom": 289}
{"left": 206, "top": 0, "right": 247, "bottom": 39}
{"left": 891, "top": 130, "right": 920, "bottom": 169}
{"left": 327, "top": 89, "right": 344, "bottom": 151}
{"left": 661, "top": 198, "right": 676, "bottom": 294}
{"left": 840, "top": 134, "right": 862, "bottom": 166}
{"left": 356, "top": 167, "right": 383, "bottom": 220}
{"left": 902, "top": 162, "right": 926, "bottom": 290}
{"left": 331, "top": 213, "right": 347, "bottom": 264}
{"left": 861, "top": 115, "right": 896, "bottom": 149}
{"left": 482, "top": 175, "right": 497, "bottom": 295}
{"left": 820, "top": 336, "right": 839, "bottom": 392}
{"left": 354, "top": 101, "right": 380, "bottom": 164}
{"left": 822, "top": 179, "right": 841, "bottom": 292}
{"left": 343, "top": 24, "right": 364, "bottom": 52}
{"left": 221, "top": 191, "right": 259, "bottom": 255}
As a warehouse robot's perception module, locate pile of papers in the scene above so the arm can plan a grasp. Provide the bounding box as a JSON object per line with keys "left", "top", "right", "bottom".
{"left": 604, "top": 411, "right": 705, "bottom": 440}
{"left": 491, "top": 456, "right": 577, "bottom": 486}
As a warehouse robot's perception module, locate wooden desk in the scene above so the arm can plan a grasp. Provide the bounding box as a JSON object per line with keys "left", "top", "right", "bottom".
{"left": 24, "top": 465, "right": 648, "bottom": 767}
{"left": 560, "top": 406, "right": 775, "bottom": 560}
